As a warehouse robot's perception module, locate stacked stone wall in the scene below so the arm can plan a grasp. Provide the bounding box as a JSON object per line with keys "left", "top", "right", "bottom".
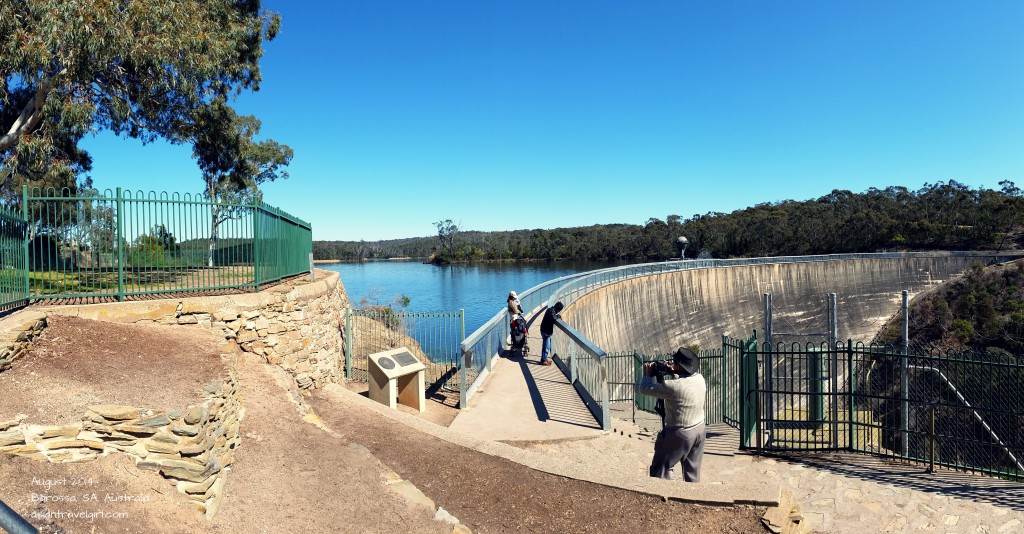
{"left": 0, "top": 363, "right": 241, "bottom": 518}
{"left": 24, "top": 269, "right": 349, "bottom": 390}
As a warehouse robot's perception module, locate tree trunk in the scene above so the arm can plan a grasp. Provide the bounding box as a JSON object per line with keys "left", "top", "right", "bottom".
{"left": 208, "top": 189, "right": 220, "bottom": 268}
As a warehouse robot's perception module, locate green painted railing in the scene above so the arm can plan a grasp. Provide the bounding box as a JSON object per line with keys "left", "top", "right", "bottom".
{"left": 0, "top": 206, "right": 28, "bottom": 312}
{"left": 12, "top": 186, "right": 311, "bottom": 303}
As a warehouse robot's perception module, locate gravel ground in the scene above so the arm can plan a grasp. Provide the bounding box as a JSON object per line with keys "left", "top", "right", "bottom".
{"left": 0, "top": 453, "right": 209, "bottom": 533}
{"left": 1, "top": 316, "right": 227, "bottom": 424}
{"left": 310, "top": 393, "right": 766, "bottom": 534}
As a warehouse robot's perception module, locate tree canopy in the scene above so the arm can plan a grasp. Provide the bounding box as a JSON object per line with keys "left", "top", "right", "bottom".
{"left": 314, "top": 181, "right": 1024, "bottom": 262}
{"left": 0, "top": 0, "right": 288, "bottom": 201}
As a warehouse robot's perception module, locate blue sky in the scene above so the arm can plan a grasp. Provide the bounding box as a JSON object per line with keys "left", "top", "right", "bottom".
{"left": 81, "top": 1, "right": 1024, "bottom": 240}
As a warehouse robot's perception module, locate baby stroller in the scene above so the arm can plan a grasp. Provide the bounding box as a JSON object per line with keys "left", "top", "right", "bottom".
{"left": 510, "top": 313, "right": 530, "bottom": 356}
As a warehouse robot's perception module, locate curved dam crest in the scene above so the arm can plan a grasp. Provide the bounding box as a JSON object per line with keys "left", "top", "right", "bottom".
{"left": 560, "top": 254, "right": 1018, "bottom": 353}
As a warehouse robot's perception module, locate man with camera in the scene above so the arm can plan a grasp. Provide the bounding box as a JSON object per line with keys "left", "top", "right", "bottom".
{"left": 638, "top": 347, "right": 707, "bottom": 482}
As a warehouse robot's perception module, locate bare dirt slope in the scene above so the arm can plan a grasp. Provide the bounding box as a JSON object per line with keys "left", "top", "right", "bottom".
{"left": 1, "top": 316, "right": 227, "bottom": 424}
{"left": 1, "top": 315, "right": 448, "bottom": 533}
{"left": 208, "top": 357, "right": 448, "bottom": 534}
{"left": 309, "top": 393, "right": 765, "bottom": 534}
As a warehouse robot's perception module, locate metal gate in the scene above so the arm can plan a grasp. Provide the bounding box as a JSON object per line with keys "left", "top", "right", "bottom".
{"left": 0, "top": 207, "right": 28, "bottom": 313}
{"left": 745, "top": 342, "right": 850, "bottom": 451}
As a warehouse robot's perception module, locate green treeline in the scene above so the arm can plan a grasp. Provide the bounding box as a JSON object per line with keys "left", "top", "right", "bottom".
{"left": 314, "top": 181, "right": 1024, "bottom": 262}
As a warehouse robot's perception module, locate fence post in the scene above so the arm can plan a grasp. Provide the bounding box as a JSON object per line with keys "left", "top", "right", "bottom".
{"left": 829, "top": 293, "right": 839, "bottom": 447}
{"left": 928, "top": 403, "right": 936, "bottom": 473}
{"left": 601, "top": 358, "right": 611, "bottom": 430}
{"left": 20, "top": 185, "right": 30, "bottom": 303}
{"left": 115, "top": 187, "right": 125, "bottom": 302}
{"left": 458, "top": 309, "right": 468, "bottom": 407}
{"left": 570, "top": 345, "right": 578, "bottom": 383}
{"left": 252, "top": 201, "right": 261, "bottom": 288}
{"left": 901, "top": 290, "right": 910, "bottom": 457}
{"left": 459, "top": 308, "right": 465, "bottom": 347}
{"left": 459, "top": 348, "right": 469, "bottom": 408}
{"left": 343, "top": 308, "right": 352, "bottom": 379}
{"left": 763, "top": 293, "right": 774, "bottom": 440}
{"left": 721, "top": 334, "right": 728, "bottom": 424}
{"left": 847, "top": 340, "right": 855, "bottom": 450}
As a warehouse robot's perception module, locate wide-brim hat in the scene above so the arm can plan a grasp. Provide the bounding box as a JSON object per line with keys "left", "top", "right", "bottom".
{"left": 672, "top": 347, "right": 700, "bottom": 377}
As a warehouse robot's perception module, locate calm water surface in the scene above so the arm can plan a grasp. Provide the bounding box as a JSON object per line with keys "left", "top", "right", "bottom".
{"left": 321, "top": 260, "right": 615, "bottom": 334}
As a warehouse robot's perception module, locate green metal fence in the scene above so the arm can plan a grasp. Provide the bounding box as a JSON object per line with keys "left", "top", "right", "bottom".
{"left": 604, "top": 346, "right": 731, "bottom": 427}
{"left": 344, "top": 308, "right": 465, "bottom": 396}
{"left": 736, "top": 339, "right": 1024, "bottom": 480}
{"left": 0, "top": 207, "right": 28, "bottom": 312}
{"left": 13, "top": 186, "right": 310, "bottom": 303}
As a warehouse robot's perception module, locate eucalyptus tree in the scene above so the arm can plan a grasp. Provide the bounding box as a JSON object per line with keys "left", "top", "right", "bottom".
{"left": 0, "top": 0, "right": 291, "bottom": 256}
{"left": 192, "top": 97, "right": 292, "bottom": 266}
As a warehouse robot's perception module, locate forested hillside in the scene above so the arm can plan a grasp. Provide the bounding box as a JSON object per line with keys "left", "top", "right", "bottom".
{"left": 315, "top": 181, "right": 1024, "bottom": 262}
{"left": 876, "top": 259, "right": 1024, "bottom": 354}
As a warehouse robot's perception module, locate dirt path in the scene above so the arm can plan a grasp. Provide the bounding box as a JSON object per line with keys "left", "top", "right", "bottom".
{"left": 1, "top": 316, "right": 227, "bottom": 424}
{"left": 309, "top": 393, "right": 765, "bottom": 534}
{"left": 209, "top": 358, "right": 448, "bottom": 534}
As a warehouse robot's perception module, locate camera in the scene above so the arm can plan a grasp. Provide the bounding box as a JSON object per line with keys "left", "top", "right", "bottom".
{"left": 647, "top": 359, "right": 677, "bottom": 382}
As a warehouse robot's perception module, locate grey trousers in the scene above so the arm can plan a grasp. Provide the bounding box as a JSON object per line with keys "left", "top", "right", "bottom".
{"left": 649, "top": 422, "right": 705, "bottom": 482}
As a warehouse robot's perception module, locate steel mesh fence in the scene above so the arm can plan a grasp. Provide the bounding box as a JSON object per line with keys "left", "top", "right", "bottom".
{"left": 345, "top": 308, "right": 465, "bottom": 395}
{"left": 16, "top": 186, "right": 311, "bottom": 302}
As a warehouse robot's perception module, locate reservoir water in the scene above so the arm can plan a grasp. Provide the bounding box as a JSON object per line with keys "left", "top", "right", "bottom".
{"left": 320, "top": 260, "right": 614, "bottom": 335}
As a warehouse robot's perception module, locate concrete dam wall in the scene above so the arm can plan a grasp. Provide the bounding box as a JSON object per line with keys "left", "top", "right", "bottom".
{"left": 560, "top": 253, "right": 1021, "bottom": 354}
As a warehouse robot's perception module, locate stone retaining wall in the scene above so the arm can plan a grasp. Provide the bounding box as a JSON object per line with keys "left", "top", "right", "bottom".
{"left": 0, "top": 271, "right": 348, "bottom": 520}
{"left": 0, "top": 360, "right": 241, "bottom": 518}
{"left": 0, "top": 269, "right": 349, "bottom": 390}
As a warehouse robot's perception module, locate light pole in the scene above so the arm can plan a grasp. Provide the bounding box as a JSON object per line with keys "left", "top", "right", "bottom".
{"left": 676, "top": 236, "right": 689, "bottom": 259}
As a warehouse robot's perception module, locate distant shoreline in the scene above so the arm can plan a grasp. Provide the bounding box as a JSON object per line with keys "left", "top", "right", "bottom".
{"left": 312, "top": 257, "right": 608, "bottom": 266}
{"left": 313, "top": 257, "right": 426, "bottom": 264}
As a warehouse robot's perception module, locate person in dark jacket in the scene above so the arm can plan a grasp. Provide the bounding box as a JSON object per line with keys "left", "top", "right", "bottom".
{"left": 538, "top": 301, "right": 564, "bottom": 366}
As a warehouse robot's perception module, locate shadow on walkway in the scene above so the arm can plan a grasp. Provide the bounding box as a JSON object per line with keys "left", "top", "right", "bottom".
{"left": 514, "top": 349, "right": 600, "bottom": 430}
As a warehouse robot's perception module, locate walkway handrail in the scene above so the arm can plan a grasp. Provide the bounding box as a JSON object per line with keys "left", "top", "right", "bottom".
{"left": 458, "top": 270, "right": 597, "bottom": 406}
{"left": 552, "top": 317, "right": 611, "bottom": 429}
{"left": 459, "top": 251, "right": 1022, "bottom": 409}
{"left": 0, "top": 499, "right": 37, "bottom": 534}
{"left": 553, "top": 317, "right": 607, "bottom": 360}
{"left": 544, "top": 251, "right": 1024, "bottom": 312}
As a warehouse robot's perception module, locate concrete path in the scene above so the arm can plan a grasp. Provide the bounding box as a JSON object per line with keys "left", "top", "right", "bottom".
{"left": 449, "top": 311, "right": 602, "bottom": 442}
{"left": 538, "top": 412, "right": 1024, "bottom": 534}
{"left": 318, "top": 382, "right": 779, "bottom": 507}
